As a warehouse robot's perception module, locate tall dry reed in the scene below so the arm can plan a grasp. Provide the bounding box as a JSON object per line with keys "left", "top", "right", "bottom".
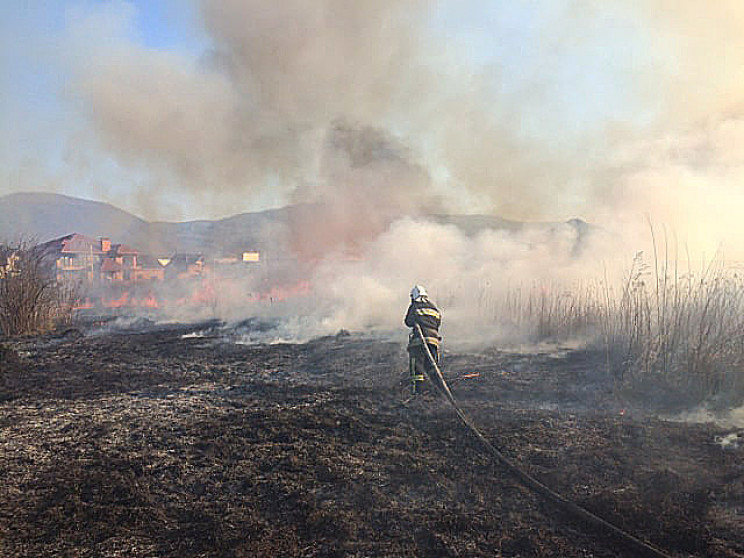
{"left": 488, "top": 243, "right": 744, "bottom": 402}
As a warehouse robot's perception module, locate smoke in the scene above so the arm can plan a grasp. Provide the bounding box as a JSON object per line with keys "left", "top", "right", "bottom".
{"left": 667, "top": 406, "right": 744, "bottom": 430}
{"left": 58, "top": 2, "right": 744, "bottom": 250}
{"left": 63, "top": 0, "right": 610, "bottom": 223}
{"left": 590, "top": 1, "right": 744, "bottom": 260}
{"left": 44, "top": 1, "right": 744, "bottom": 342}
{"left": 162, "top": 215, "right": 604, "bottom": 349}
{"left": 65, "top": 0, "right": 442, "bottom": 221}
{"left": 307, "top": 217, "right": 595, "bottom": 343}
{"left": 288, "top": 121, "right": 439, "bottom": 259}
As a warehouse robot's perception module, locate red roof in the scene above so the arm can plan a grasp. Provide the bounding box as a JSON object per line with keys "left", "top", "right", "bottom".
{"left": 61, "top": 234, "right": 104, "bottom": 254}
{"left": 37, "top": 233, "right": 105, "bottom": 256}
{"left": 100, "top": 258, "right": 123, "bottom": 273}
{"left": 111, "top": 243, "right": 138, "bottom": 255}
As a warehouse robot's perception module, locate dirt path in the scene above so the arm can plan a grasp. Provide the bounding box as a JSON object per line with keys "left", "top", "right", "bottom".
{"left": 0, "top": 322, "right": 741, "bottom": 557}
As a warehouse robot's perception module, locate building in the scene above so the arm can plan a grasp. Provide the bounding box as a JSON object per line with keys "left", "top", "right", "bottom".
{"left": 165, "top": 253, "right": 206, "bottom": 279}
{"left": 0, "top": 246, "right": 19, "bottom": 279}
{"left": 37, "top": 233, "right": 165, "bottom": 284}
{"left": 132, "top": 254, "right": 166, "bottom": 282}
{"left": 37, "top": 234, "right": 106, "bottom": 283}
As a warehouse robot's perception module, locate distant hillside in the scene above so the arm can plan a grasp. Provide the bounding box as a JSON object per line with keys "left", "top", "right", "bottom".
{"left": 0, "top": 192, "right": 591, "bottom": 257}
{"left": 0, "top": 193, "right": 147, "bottom": 246}
{"left": 0, "top": 193, "right": 296, "bottom": 257}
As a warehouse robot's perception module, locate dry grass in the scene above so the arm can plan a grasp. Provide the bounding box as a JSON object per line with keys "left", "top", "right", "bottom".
{"left": 488, "top": 244, "right": 744, "bottom": 403}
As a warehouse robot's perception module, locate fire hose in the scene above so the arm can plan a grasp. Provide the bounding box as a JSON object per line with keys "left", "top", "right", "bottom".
{"left": 413, "top": 323, "right": 674, "bottom": 558}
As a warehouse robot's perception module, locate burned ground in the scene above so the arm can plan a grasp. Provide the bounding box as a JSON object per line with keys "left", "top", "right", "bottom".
{"left": 0, "top": 321, "right": 742, "bottom": 557}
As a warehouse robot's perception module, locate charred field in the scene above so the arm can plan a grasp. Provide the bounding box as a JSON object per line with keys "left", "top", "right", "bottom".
{"left": 0, "top": 319, "right": 742, "bottom": 557}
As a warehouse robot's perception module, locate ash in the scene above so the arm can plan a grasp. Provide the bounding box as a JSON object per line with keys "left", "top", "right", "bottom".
{"left": 0, "top": 320, "right": 742, "bottom": 557}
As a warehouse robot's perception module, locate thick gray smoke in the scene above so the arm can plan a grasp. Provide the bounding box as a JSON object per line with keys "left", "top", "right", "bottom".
{"left": 288, "top": 121, "right": 439, "bottom": 259}
{"left": 50, "top": 1, "right": 744, "bottom": 340}
{"left": 67, "top": 0, "right": 592, "bottom": 223}
{"left": 159, "top": 215, "right": 608, "bottom": 349}
{"left": 60, "top": 1, "right": 744, "bottom": 257}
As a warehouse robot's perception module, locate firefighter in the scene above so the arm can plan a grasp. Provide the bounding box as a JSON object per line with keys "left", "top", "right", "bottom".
{"left": 404, "top": 284, "right": 442, "bottom": 394}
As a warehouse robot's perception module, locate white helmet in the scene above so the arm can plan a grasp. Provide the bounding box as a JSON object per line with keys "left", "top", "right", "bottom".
{"left": 410, "top": 284, "right": 427, "bottom": 300}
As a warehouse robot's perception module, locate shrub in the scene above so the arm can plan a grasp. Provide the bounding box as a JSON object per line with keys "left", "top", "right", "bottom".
{"left": 0, "top": 239, "right": 80, "bottom": 336}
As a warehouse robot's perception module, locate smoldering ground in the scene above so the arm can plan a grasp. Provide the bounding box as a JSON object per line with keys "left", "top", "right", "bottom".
{"left": 2, "top": 318, "right": 743, "bottom": 557}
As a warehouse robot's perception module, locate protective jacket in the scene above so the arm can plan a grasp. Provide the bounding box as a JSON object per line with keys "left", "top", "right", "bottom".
{"left": 405, "top": 296, "right": 442, "bottom": 352}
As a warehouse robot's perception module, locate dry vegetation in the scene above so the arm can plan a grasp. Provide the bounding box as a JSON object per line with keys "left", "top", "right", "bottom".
{"left": 0, "top": 239, "right": 80, "bottom": 337}
{"left": 486, "top": 248, "right": 744, "bottom": 406}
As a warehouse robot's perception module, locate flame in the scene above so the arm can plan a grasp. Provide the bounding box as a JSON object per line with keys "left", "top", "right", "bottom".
{"left": 72, "top": 278, "right": 310, "bottom": 313}
{"left": 77, "top": 291, "right": 161, "bottom": 309}
{"left": 191, "top": 278, "right": 217, "bottom": 306}
{"left": 104, "top": 291, "right": 130, "bottom": 308}
{"left": 250, "top": 281, "right": 311, "bottom": 302}
{"left": 141, "top": 292, "right": 159, "bottom": 308}
{"left": 73, "top": 297, "right": 95, "bottom": 310}
{"left": 172, "top": 277, "right": 218, "bottom": 308}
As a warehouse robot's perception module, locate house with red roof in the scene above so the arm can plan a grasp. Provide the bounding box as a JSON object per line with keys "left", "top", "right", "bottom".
{"left": 37, "top": 234, "right": 164, "bottom": 284}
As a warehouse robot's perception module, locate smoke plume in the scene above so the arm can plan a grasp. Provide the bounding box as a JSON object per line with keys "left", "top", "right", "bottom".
{"left": 48, "top": 1, "right": 744, "bottom": 339}
{"left": 67, "top": 0, "right": 599, "bottom": 223}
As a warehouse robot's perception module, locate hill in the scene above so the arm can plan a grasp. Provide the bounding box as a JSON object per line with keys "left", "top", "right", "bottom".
{"left": 0, "top": 193, "right": 295, "bottom": 256}
{"left": 0, "top": 192, "right": 590, "bottom": 256}
{"left": 0, "top": 193, "right": 147, "bottom": 246}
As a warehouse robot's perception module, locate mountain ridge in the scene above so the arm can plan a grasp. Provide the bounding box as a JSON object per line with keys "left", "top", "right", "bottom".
{"left": 0, "top": 192, "right": 589, "bottom": 256}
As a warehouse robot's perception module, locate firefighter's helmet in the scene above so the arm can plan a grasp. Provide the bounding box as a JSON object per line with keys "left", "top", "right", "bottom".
{"left": 410, "top": 285, "right": 427, "bottom": 300}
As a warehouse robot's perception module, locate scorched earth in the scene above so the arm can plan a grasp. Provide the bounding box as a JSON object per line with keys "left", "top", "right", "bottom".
{"left": 0, "top": 319, "right": 741, "bottom": 557}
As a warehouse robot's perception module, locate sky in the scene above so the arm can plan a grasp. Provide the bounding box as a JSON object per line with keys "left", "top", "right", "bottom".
{"left": 2, "top": 1, "right": 744, "bottom": 260}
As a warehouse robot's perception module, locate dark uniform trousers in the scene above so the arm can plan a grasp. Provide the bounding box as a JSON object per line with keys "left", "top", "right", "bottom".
{"left": 404, "top": 298, "right": 441, "bottom": 393}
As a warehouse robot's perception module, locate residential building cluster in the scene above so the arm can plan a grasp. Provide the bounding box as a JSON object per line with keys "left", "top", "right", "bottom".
{"left": 33, "top": 233, "right": 260, "bottom": 285}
